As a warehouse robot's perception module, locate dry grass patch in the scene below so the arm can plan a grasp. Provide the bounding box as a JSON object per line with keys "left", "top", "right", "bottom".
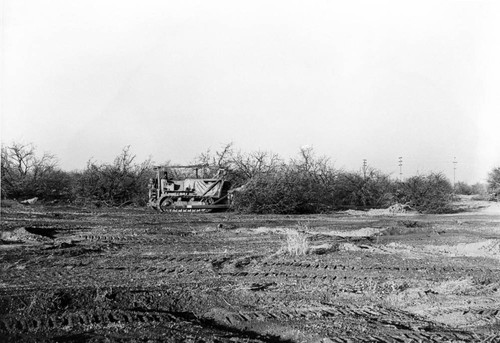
{"left": 276, "top": 223, "right": 341, "bottom": 256}
{"left": 283, "top": 229, "right": 309, "bottom": 256}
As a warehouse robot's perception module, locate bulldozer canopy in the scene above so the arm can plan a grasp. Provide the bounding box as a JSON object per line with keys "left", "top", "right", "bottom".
{"left": 176, "top": 179, "right": 222, "bottom": 197}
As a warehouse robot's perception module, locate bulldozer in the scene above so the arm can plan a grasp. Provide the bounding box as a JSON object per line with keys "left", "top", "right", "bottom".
{"left": 148, "top": 165, "right": 232, "bottom": 212}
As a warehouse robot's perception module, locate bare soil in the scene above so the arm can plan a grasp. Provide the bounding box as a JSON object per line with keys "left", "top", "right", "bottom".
{"left": 1, "top": 198, "right": 499, "bottom": 342}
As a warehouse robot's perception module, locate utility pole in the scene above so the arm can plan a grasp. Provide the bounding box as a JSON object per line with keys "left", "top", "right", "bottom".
{"left": 453, "top": 157, "right": 457, "bottom": 190}
{"left": 398, "top": 157, "right": 403, "bottom": 181}
{"left": 362, "top": 159, "right": 367, "bottom": 179}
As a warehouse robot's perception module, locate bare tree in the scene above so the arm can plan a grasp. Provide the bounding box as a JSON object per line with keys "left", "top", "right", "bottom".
{"left": 232, "top": 150, "right": 282, "bottom": 179}
{"left": 1, "top": 142, "right": 59, "bottom": 199}
{"left": 196, "top": 143, "right": 235, "bottom": 177}
{"left": 74, "top": 146, "right": 153, "bottom": 206}
{"left": 487, "top": 167, "right": 500, "bottom": 199}
{"left": 290, "top": 146, "right": 337, "bottom": 184}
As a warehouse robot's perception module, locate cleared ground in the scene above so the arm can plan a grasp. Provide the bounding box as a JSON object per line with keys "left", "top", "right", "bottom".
{"left": 1, "top": 198, "right": 499, "bottom": 342}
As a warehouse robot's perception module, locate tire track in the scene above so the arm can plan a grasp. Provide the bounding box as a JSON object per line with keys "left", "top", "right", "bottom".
{"left": 210, "top": 305, "right": 484, "bottom": 342}
{"left": 1, "top": 256, "right": 217, "bottom": 285}
{"left": 463, "top": 308, "right": 500, "bottom": 323}
{"left": 260, "top": 260, "right": 497, "bottom": 275}
{"left": 0, "top": 309, "right": 183, "bottom": 334}
{"left": 0, "top": 265, "right": 214, "bottom": 289}
{"left": 221, "top": 270, "right": 387, "bottom": 284}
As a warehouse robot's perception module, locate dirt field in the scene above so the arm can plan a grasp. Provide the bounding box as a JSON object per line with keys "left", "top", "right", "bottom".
{"left": 1, "top": 198, "right": 499, "bottom": 342}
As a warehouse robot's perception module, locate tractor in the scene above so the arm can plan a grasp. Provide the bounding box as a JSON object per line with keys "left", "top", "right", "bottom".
{"left": 148, "top": 165, "right": 232, "bottom": 212}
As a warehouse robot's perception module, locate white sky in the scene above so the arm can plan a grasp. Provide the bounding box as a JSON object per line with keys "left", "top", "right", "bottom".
{"left": 1, "top": 0, "right": 499, "bottom": 183}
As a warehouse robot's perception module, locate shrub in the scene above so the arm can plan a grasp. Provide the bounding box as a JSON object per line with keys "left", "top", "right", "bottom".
{"left": 471, "top": 183, "right": 487, "bottom": 195}
{"left": 1, "top": 142, "right": 72, "bottom": 201}
{"left": 231, "top": 169, "right": 332, "bottom": 214}
{"left": 73, "top": 146, "right": 153, "bottom": 206}
{"left": 231, "top": 148, "right": 397, "bottom": 213}
{"left": 394, "top": 173, "right": 454, "bottom": 213}
{"left": 487, "top": 167, "right": 500, "bottom": 200}
{"left": 454, "top": 181, "right": 474, "bottom": 195}
{"left": 333, "top": 169, "right": 394, "bottom": 208}
{"left": 231, "top": 148, "right": 337, "bottom": 214}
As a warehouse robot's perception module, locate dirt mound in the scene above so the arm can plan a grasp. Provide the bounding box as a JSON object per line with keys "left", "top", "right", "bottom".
{"left": 384, "top": 239, "right": 500, "bottom": 260}
{"left": 478, "top": 202, "right": 500, "bottom": 215}
{"left": 344, "top": 205, "right": 417, "bottom": 217}
{"left": 317, "top": 227, "right": 384, "bottom": 237}
{"left": 243, "top": 226, "right": 384, "bottom": 238}
{"left": 236, "top": 226, "right": 289, "bottom": 235}
{"left": 0, "top": 199, "right": 24, "bottom": 208}
{"left": 431, "top": 240, "right": 500, "bottom": 259}
{"left": 0, "top": 227, "right": 52, "bottom": 244}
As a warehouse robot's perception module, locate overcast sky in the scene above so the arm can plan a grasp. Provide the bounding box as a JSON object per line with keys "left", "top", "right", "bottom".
{"left": 2, "top": 0, "right": 499, "bottom": 183}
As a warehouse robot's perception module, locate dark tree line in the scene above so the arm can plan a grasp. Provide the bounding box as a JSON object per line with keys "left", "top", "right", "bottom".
{"left": 1, "top": 143, "right": 152, "bottom": 206}
{"left": 1, "top": 141, "right": 497, "bottom": 212}
{"left": 199, "top": 145, "right": 457, "bottom": 214}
